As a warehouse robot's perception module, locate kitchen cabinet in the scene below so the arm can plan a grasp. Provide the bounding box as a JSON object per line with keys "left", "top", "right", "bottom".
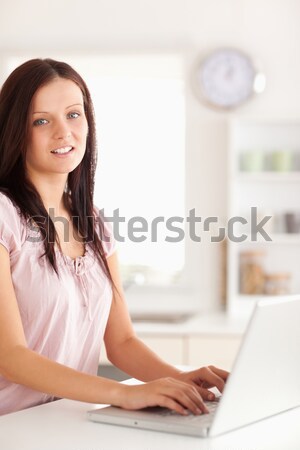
{"left": 100, "top": 334, "right": 241, "bottom": 372}
{"left": 100, "top": 336, "right": 185, "bottom": 366}
{"left": 227, "top": 119, "right": 300, "bottom": 316}
{"left": 99, "top": 313, "right": 245, "bottom": 372}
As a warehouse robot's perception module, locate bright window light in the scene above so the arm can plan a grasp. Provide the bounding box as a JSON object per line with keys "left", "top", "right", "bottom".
{"left": 5, "top": 54, "right": 186, "bottom": 287}
{"left": 84, "top": 56, "right": 185, "bottom": 286}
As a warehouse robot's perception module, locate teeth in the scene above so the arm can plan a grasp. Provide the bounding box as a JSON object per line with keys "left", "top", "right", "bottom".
{"left": 51, "top": 146, "right": 73, "bottom": 154}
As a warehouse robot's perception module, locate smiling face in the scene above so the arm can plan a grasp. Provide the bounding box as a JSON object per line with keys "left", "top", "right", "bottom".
{"left": 26, "top": 77, "right": 89, "bottom": 182}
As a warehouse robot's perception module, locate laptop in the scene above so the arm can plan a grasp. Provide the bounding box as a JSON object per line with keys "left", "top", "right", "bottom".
{"left": 87, "top": 295, "right": 300, "bottom": 437}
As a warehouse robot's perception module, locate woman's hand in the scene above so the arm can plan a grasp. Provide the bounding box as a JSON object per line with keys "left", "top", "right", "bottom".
{"left": 118, "top": 377, "right": 211, "bottom": 415}
{"left": 175, "top": 365, "right": 230, "bottom": 402}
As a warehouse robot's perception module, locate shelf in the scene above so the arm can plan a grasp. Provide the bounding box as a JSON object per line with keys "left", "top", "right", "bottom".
{"left": 237, "top": 294, "right": 275, "bottom": 301}
{"left": 227, "top": 119, "right": 300, "bottom": 318}
{"left": 233, "top": 233, "right": 300, "bottom": 245}
{"left": 270, "top": 233, "right": 300, "bottom": 244}
{"left": 235, "top": 172, "right": 300, "bottom": 182}
{"left": 235, "top": 294, "right": 300, "bottom": 302}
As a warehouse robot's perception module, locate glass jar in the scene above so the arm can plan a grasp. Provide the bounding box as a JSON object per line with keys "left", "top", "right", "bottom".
{"left": 239, "top": 250, "right": 265, "bottom": 295}
{"left": 264, "top": 273, "right": 291, "bottom": 295}
{"left": 240, "top": 150, "right": 265, "bottom": 172}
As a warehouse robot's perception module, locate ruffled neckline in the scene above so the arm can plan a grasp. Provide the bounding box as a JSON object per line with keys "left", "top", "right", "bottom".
{"left": 55, "top": 244, "right": 96, "bottom": 276}
{"left": 25, "top": 216, "right": 97, "bottom": 276}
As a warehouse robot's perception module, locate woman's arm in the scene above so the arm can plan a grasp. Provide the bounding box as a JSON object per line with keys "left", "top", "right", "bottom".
{"left": 103, "top": 253, "right": 180, "bottom": 380}
{"left": 104, "top": 252, "right": 229, "bottom": 400}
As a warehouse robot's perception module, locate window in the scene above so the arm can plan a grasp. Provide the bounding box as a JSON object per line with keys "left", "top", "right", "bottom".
{"left": 84, "top": 56, "right": 185, "bottom": 287}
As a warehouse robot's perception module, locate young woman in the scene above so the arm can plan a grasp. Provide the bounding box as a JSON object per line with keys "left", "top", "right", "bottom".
{"left": 0, "top": 58, "right": 228, "bottom": 416}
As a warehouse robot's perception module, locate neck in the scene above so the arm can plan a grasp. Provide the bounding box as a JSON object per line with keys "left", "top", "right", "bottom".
{"left": 27, "top": 171, "right": 70, "bottom": 215}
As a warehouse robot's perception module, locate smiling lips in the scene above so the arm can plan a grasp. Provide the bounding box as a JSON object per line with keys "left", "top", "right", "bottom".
{"left": 51, "top": 146, "right": 74, "bottom": 155}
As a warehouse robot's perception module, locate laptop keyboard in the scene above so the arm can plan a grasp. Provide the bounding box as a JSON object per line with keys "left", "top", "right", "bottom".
{"left": 153, "top": 400, "right": 219, "bottom": 427}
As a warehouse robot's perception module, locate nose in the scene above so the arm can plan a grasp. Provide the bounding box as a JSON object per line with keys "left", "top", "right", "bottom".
{"left": 53, "top": 119, "right": 71, "bottom": 140}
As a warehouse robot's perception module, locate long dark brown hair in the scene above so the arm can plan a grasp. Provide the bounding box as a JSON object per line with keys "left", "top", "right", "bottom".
{"left": 0, "top": 58, "right": 112, "bottom": 281}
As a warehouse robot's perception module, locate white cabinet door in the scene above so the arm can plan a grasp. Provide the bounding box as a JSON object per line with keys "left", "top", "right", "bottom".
{"left": 188, "top": 336, "right": 241, "bottom": 371}
{"left": 139, "top": 336, "right": 184, "bottom": 366}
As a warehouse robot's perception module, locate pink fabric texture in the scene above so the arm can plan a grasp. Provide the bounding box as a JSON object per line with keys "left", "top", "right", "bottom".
{"left": 0, "top": 192, "right": 116, "bottom": 415}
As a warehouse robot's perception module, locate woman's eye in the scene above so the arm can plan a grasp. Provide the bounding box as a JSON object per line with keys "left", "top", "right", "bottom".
{"left": 33, "top": 118, "right": 48, "bottom": 126}
{"left": 68, "top": 112, "right": 80, "bottom": 119}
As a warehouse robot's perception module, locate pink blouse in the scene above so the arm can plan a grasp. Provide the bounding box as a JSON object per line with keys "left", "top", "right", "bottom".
{"left": 0, "top": 192, "right": 116, "bottom": 415}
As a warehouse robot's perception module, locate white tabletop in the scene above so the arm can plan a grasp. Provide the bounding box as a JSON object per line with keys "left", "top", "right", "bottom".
{"left": 1, "top": 396, "right": 300, "bottom": 450}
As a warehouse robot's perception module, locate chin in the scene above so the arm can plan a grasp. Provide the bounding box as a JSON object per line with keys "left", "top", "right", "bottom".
{"left": 58, "top": 159, "right": 83, "bottom": 174}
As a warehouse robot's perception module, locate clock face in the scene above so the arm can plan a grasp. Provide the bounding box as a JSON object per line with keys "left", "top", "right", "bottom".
{"left": 195, "top": 48, "right": 256, "bottom": 109}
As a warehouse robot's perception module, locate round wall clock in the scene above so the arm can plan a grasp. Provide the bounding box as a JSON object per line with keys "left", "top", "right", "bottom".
{"left": 193, "top": 48, "right": 266, "bottom": 110}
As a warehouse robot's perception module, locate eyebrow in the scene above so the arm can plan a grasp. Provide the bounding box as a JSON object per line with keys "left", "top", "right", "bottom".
{"left": 32, "top": 103, "right": 84, "bottom": 115}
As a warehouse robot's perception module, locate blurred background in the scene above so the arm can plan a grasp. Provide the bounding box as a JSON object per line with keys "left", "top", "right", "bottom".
{"left": 1, "top": 0, "right": 300, "bottom": 373}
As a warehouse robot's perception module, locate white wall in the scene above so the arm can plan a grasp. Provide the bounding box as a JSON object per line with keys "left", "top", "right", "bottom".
{"left": 1, "top": 0, "right": 300, "bottom": 310}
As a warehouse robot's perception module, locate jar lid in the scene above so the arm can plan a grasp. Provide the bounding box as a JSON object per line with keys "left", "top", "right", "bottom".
{"left": 240, "top": 250, "right": 265, "bottom": 257}
{"left": 265, "top": 272, "right": 291, "bottom": 280}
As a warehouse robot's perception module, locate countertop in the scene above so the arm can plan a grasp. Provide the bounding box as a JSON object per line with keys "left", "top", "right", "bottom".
{"left": 1, "top": 393, "right": 299, "bottom": 450}
{"left": 132, "top": 311, "right": 249, "bottom": 337}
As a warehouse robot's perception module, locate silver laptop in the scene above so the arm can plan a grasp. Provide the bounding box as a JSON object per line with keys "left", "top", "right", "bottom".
{"left": 87, "top": 295, "right": 300, "bottom": 437}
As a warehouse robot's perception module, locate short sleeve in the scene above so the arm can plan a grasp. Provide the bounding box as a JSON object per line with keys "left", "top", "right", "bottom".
{"left": 0, "top": 193, "right": 23, "bottom": 256}
{"left": 93, "top": 206, "right": 117, "bottom": 258}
